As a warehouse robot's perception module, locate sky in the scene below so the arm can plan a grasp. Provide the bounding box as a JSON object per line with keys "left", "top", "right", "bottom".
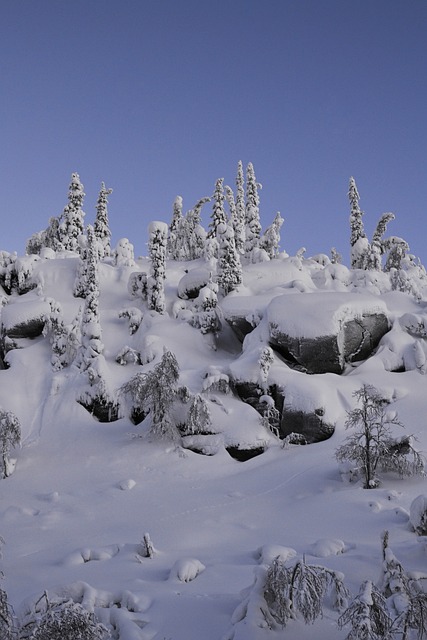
{"left": 1, "top": 0, "right": 427, "bottom": 264}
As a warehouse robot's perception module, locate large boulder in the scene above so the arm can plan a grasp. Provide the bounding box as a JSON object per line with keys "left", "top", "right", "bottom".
{"left": 1, "top": 298, "right": 51, "bottom": 340}
{"left": 267, "top": 292, "right": 390, "bottom": 374}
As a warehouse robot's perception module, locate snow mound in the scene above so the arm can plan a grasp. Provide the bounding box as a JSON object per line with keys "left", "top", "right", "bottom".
{"left": 169, "top": 558, "right": 206, "bottom": 582}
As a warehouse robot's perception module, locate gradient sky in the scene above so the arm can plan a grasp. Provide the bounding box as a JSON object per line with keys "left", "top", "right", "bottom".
{"left": 1, "top": 0, "right": 427, "bottom": 264}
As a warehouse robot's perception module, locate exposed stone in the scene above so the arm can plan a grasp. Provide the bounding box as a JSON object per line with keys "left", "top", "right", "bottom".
{"left": 280, "top": 407, "right": 335, "bottom": 444}
{"left": 177, "top": 268, "right": 211, "bottom": 299}
{"left": 267, "top": 293, "right": 391, "bottom": 374}
{"left": 78, "top": 398, "right": 120, "bottom": 423}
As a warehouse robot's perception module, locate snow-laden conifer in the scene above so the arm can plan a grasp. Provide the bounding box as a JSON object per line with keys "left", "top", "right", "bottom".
{"left": 93, "top": 182, "right": 113, "bottom": 257}
{"left": 216, "top": 221, "right": 242, "bottom": 296}
{"left": 58, "top": 173, "right": 86, "bottom": 253}
{"left": 225, "top": 184, "right": 244, "bottom": 255}
{"left": 367, "top": 212, "right": 395, "bottom": 270}
{"left": 191, "top": 276, "right": 220, "bottom": 339}
{"left": 114, "top": 238, "right": 135, "bottom": 267}
{"left": 244, "top": 162, "right": 262, "bottom": 261}
{"left": 167, "top": 196, "right": 183, "bottom": 259}
{"left": 260, "top": 211, "right": 284, "bottom": 259}
{"left": 147, "top": 221, "right": 168, "bottom": 314}
{"left": 121, "top": 349, "right": 182, "bottom": 442}
{"left": 183, "top": 394, "right": 213, "bottom": 436}
{"left": 349, "top": 177, "right": 370, "bottom": 269}
{"left": 235, "top": 160, "right": 246, "bottom": 253}
{"left": 208, "top": 178, "right": 227, "bottom": 241}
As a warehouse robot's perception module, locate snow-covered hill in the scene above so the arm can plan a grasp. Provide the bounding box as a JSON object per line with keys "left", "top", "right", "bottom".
{"left": 2, "top": 211, "right": 427, "bottom": 638}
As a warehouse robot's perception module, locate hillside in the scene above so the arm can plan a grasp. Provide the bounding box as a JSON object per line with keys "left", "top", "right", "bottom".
{"left": 1, "top": 173, "right": 427, "bottom": 639}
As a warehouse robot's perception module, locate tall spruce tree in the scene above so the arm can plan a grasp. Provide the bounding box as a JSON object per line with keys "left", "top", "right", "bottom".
{"left": 147, "top": 221, "right": 168, "bottom": 314}
{"left": 260, "top": 211, "right": 284, "bottom": 258}
{"left": 348, "top": 177, "right": 370, "bottom": 269}
{"left": 235, "top": 160, "right": 246, "bottom": 253}
{"left": 93, "top": 182, "right": 113, "bottom": 257}
{"left": 216, "top": 221, "right": 242, "bottom": 296}
{"left": 208, "top": 178, "right": 227, "bottom": 240}
{"left": 58, "top": 173, "right": 86, "bottom": 253}
{"left": 244, "top": 162, "right": 262, "bottom": 260}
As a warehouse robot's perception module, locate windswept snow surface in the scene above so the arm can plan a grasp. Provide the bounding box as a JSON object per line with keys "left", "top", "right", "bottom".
{"left": 1, "top": 252, "right": 427, "bottom": 639}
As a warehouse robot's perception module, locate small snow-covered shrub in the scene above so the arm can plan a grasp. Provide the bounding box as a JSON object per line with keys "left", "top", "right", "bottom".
{"left": 118, "top": 307, "right": 143, "bottom": 335}
{"left": 264, "top": 556, "right": 349, "bottom": 627}
{"left": 0, "top": 410, "right": 21, "bottom": 479}
{"left": 127, "top": 271, "right": 147, "bottom": 299}
{"left": 169, "top": 558, "right": 205, "bottom": 583}
{"left": 114, "top": 238, "right": 135, "bottom": 267}
{"left": 410, "top": 495, "right": 427, "bottom": 536}
{"left": 21, "top": 595, "right": 108, "bottom": 640}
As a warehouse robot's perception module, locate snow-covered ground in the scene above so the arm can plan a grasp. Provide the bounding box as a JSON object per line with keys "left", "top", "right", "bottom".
{"left": 1, "top": 249, "right": 427, "bottom": 639}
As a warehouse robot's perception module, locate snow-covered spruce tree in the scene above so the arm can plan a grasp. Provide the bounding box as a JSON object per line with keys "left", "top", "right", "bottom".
{"left": 114, "top": 237, "right": 135, "bottom": 267}
{"left": 167, "top": 195, "right": 183, "bottom": 259}
{"left": 121, "top": 350, "right": 181, "bottom": 442}
{"left": 366, "top": 212, "right": 395, "bottom": 271}
{"left": 208, "top": 178, "right": 227, "bottom": 241}
{"left": 0, "top": 410, "right": 21, "bottom": 479}
{"left": 93, "top": 182, "right": 113, "bottom": 258}
{"left": 147, "top": 221, "right": 168, "bottom": 314}
{"left": 234, "top": 159, "right": 246, "bottom": 254}
{"left": 338, "top": 580, "right": 392, "bottom": 640}
{"left": 216, "top": 221, "right": 242, "bottom": 296}
{"left": 183, "top": 196, "right": 210, "bottom": 260}
{"left": 264, "top": 556, "right": 349, "bottom": 627}
{"left": 384, "top": 236, "right": 410, "bottom": 272}
{"left": 348, "top": 176, "right": 370, "bottom": 270}
{"left": 58, "top": 173, "right": 85, "bottom": 253}
{"left": 225, "top": 184, "right": 244, "bottom": 256}
{"left": 258, "top": 346, "right": 274, "bottom": 394}
{"left": 335, "top": 384, "right": 426, "bottom": 489}
{"left": 43, "top": 298, "right": 70, "bottom": 371}
{"left": 191, "top": 276, "right": 221, "bottom": 339}
{"left": 74, "top": 225, "right": 99, "bottom": 298}
{"left": 244, "top": 162, "right": 262, "bottom": 261}
{"left": 182, "top": 393, "right": 213, "bottom": 436}
{"left": 260, "top": 211, "right": 284, "bottom": 259}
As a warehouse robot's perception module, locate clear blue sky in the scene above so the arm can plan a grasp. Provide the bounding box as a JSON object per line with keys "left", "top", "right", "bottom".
{"left": 1, "top": 0, "right": 427, "bottom": 264}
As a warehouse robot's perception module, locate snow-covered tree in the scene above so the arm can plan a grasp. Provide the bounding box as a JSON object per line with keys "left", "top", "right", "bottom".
{"left": 121, "top": 350, "right": 181, "bottom": 442}
{"left": 338, "top": 580, "right": 392, "bottom": 640}
{"left": 93, "top": 182, "right": 113, "bottom": 257}
{"left": 225, "top": 184, "right": 244, "bottom": 255}
{"left": 147, "top": 221, "right": 168, "bottom": 314}
{"left": 21, "top": 593, "right": 107, "bottom": 640}
{"left": 234, "top": 160, "right": 246, "bottom": 254}
{"left": 349, "top": 177, "right": 370, "bottom": 270}
{"left": 0, "top": 579, "right": 14, "bottom": 640}
{"left": 0, "top": 409, "right": 21, "bottom": 479}
{"left": 58, "top": 173, "right": 86, "bottom": 253}
{"left": 113, "top": 238, "right": 135, "bottom": 267}
{"left": 335, "top": 384, "right": 425, "bottom": 489}
{"left": 183, "top": 196, "right": 210, "bottom": 260}
{"left": 244, "top": 162, "right": 262, "bottom": 261}
{"left": 191, "top": 276, "right": 220, "bottom": 339}
{"left": 260, "top": 211, "right": 284, "bottom": 259}
{"left": 167, "top": 196, "right": 183, "bottom": 259}
{"left": 264, "top": 556, "right": 349, "bottom": 627}
{"left": 183, "top": 394, "right": 213, "bottom": 436}
{"left": 74, "top": 225, "right": 99, "bottom": 298}
{"left": 208, "top": 178, "right": 227, "bottom": 241}
{"left": 384, "top": 237, "right": 410, "bottom": 272}
{"left": 367, "top": 212, "right": 395, "bottom": 270}
{"left": 258, "top": 346, "right": 274, "bottom": 393}
{"left": 216, "top": 221, "right": 242, "bottom": 296}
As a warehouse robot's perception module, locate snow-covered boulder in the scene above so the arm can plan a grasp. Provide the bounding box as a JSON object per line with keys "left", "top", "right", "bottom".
{"left": 177, "top": 267, "right": 212, "bottom": 299}
{"left": 1, "top": 298, "right": 51, "bottom": 340}
{"left": 267, "top": 292, "right": 390, "bottom": 374}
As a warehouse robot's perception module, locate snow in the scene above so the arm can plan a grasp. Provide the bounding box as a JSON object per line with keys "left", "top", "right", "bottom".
{"left": 1, "top": 247, "right": 427, "bottom": 639}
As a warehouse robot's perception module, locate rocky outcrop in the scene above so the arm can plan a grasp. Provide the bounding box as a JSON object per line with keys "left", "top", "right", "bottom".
{"left": 177, "top": 268, "right": 212, "bottom": 299}
{"left": 280, "top": 407, "right": 335, "bottom": 444}
{"left": 267, "top": 293, "right": 390, "bottom": 374}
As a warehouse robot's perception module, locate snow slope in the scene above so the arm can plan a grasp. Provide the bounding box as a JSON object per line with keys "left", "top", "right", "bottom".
{"left": 1, "top": 249, "right": 427, "bottom": 639}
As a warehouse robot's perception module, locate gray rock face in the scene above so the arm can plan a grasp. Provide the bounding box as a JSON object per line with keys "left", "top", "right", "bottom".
{"left": 280, "top": 407, "right": 335, "bottom": 444}
{"left": 269, "top": 313, "right": 390, "bottom": 374}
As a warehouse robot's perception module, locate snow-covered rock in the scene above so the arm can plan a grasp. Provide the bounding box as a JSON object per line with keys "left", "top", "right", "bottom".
{"left": 267, "top": 292, "right": 390, "bottom": 374}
